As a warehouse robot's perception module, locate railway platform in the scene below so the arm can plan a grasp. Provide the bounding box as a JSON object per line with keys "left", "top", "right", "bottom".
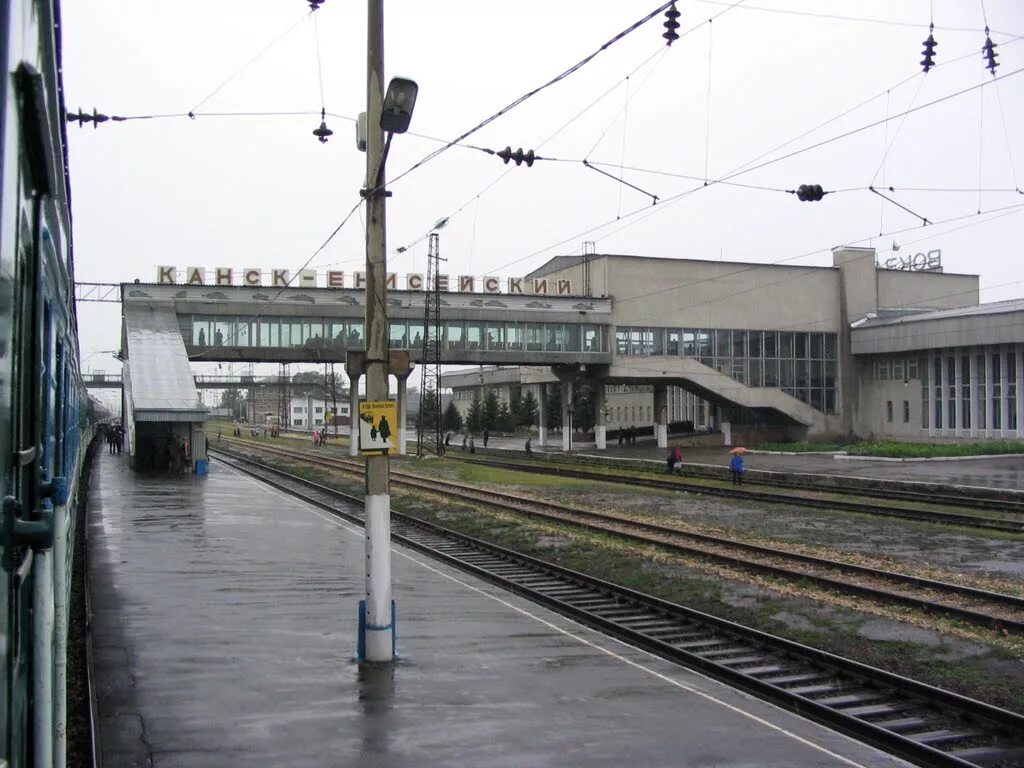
{"left": 480, "top": 435, "right": 1024, "bottom": 493}
{"left": 87, "top": 451, "right": 912, "bottom": 767}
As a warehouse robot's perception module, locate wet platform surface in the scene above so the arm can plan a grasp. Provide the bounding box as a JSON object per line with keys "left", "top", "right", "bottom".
{"left": 88, "top": 451, "right": 911, "bottom": 767}
{"left": 480, "top": 436, "right": 1024, "bottom": 492}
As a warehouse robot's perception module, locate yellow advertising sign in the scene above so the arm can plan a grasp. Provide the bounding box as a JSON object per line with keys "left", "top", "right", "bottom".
{"left": 358, "top": 399, "right": 398, "bottom": 455}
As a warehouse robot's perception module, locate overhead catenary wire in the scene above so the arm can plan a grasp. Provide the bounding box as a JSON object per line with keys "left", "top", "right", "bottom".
{"left": 484, "top": 63, "right": 1024, "bottom": 279}
{"left": 188, "top": 10, "right": 311, "bottom": 117}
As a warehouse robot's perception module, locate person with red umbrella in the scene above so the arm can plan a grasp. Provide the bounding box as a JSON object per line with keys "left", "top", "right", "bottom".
{"left": 729, "top": 446, "right": 747, "bottom": 485}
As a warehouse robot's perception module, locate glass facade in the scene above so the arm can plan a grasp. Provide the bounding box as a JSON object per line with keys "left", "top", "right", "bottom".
{"left": 614, "top": 326, "right": 839, "bottom": 413}
{"left": 920, "top": 346, "right": 1022, "bottom": 437}
{"left": 189, "top": 315, "right": 607, "bottom": 354}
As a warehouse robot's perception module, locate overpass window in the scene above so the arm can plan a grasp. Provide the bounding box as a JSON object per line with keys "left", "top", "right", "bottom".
{"left": 237, "top": 321, "right": 253, "bottom": 346}
{"left": 446, "top": 323, "right": 464, "bottom": 350}
{"left": 192, "top": 318, "right": 211, "bottom": 346}
{"left": 214, "top": 320, "right": 232, "bottom": 346}
{"left": 564, "top": 324, "right": 580, "bottom": 352}
{"left": 409, "top": 322, "right": 425, "bottom": 349}
{"left": 467, "top": 323, "right": 483, "bottom": 350}
{"left": 506, "top": 323, "right": 523, "bottom": 351}
{"left": 763, "top": 332, "right": 777, "bottom": 358}
{"left": 260, "top": 321, "right": 278, "bottom": 346}
{"left": 390, "top": 321, "right": 408, "bottom": 348}
{"left": 348, "top": 321, "right": 363, "bottom": 347}
{"left": 933, "top": 357, "right": 943, "bottom": 428}
{"left": 486, "top": 323, "right": 504, "bottom": 350}
{"left": 960, "top": 355, "right": 971, "bottom": 430}
{"left": 763, "top": 358, "right": 779, "bottom": 387}
{"left": 547, "top": 325, "right": 565, "bottom": 352}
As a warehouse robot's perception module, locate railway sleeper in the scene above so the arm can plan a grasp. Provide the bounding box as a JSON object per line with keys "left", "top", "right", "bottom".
{"left": 694, "top": 647, "right": 758, "bottom": 660}
{"left": 908, "top": 729, "right": 983, "bottom": 747}
{"left": 815, "top": 691, "right": 890, "bottom": 708}
{"left": 759, "top": 672, "right": 831, "bottom": 687}
{"left": 947, "top": 745, "right": 1024, "bottom": 764}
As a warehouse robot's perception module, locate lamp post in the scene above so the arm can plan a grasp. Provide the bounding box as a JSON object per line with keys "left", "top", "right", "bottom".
{"left": 360, "top": 0, "right": 418, "bottom": 664}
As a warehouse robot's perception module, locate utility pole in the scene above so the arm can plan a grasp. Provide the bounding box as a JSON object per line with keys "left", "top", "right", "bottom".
{"left": 362, "top": 0, "right": 394, "bottom": 663}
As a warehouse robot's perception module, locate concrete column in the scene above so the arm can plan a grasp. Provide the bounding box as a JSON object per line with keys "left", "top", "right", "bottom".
{"left": 969, "top": 350, "right": 979, "bottom": 437}
{"left": 538, "top": 383, "right": 547, "bottom": 447}
{"left": 396, "top": 373, "right": 409, "bottom": 455}
{"left": 1000, "top": 344, "right": 1010, "bottom": 438}
{"left": 654, "top": 384, "right": 668, "bottom": 448}
{"left": 561, "top": 380, "right": 573, "bottom": 453}
{"left": 349, "top": 374, "right": 361, "bottom": 457}
{"left": 985, "top": 349, "right": 994, "bottom": 436}
{"left": 594, "top": 382, "right": 607, "bottom": 450}
{"left": 1016, "top": 343, "right": 1023, "bottom": 437}
{"left": 953, "top": 348, "right": 962, "bottom": 435}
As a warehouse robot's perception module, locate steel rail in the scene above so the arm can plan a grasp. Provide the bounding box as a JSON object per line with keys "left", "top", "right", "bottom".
{"left": 211, "top": 449, "right": 1024, "bottom": 768}
{"left": 215, "top": 440, "right": 1024, "bottom": 633}
{"left": 451, "top": 455, "right": 1024, "bottom": 534}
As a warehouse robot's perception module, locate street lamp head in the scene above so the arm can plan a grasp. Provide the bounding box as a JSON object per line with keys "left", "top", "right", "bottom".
{"left": 381, "top": 77, "right": 418, "bottom": 134}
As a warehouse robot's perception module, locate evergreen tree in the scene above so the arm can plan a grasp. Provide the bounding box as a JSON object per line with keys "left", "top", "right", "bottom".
{"left": 572, "top": 383, "right": 595, "bottom": 432}
{"left": 417, "top": 386, "right": 439, "bottom": 430}
{"left": 496, "top": 401, "right": 514, "bottom": 432}
{"left": 466, "top": 396, "right": 483, "bottom": 433}
{"left": 482, "top": 389, "right": 500, "bottom": 431}
{"left": 520, "top": 390, "right": 539, "bottom": 427}
{"left": 443, "top": 400, "right": 463, "bottom": 433}
{"left": 545, "top": 386, "right": 561, "bottom": 430}
{"left": 508, "top": 387, "right": 523, "bottom": 426}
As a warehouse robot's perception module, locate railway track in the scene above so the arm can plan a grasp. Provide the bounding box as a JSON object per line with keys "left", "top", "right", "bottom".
{"left": 214, "top": 439, "right": 1024, "bottom": 634}
{"left": 212, "top": 449, "right": 1024, "bottom": 768}
{"left": 452, "top": 454, "right": 1024, "bottom": 534}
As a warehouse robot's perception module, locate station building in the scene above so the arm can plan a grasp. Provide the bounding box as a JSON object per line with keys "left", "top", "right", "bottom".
{"left": 442, "top": 247, "right": 1022, "bottom": 447}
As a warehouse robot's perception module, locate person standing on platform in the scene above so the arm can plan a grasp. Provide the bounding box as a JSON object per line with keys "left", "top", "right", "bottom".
{"left": 483, "top": 429, "right": 489, "bottom": 448}
{"left": 444, "top": 432, "right": 451, "bottom": 449}
{"left": 461, "top": 434, "right": 467, "bottom": 451}
{"left": 729, "top": 453, "right": 745, "bottom": 485}
{"left": 671, "top": 446, "right": 682, "bottom": 475}
{"left": 468, "top": 436, "right": 475, "bottom": 454}
{"left": 525, "top": 437, "right": 532, "bottom": 458}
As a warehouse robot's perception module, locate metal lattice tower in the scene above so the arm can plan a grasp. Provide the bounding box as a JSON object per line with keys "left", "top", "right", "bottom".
{"left": 417, "top": 232, "right": 445, "bottom": 455}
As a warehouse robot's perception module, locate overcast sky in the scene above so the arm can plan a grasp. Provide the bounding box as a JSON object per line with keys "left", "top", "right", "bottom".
{"left": 63, "top": 0, "right": 1024, "bottom": 395}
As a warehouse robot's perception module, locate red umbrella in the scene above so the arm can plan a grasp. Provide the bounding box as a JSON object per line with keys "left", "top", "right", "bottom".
{"left": 729, "top": 446, "right": 748, "bottom": 454}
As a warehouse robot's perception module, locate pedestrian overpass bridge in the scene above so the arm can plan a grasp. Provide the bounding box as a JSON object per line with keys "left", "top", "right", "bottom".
{"left": 118, "top": 282, "right": 826, "bottom": 453}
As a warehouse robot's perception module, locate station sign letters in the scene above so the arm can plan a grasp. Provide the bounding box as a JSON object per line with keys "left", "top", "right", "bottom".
{"left": 155, "top": 266, "right": 574, "bottom": 296}
{"left": 882, "top": 249, "right": 942, "bottom": 272}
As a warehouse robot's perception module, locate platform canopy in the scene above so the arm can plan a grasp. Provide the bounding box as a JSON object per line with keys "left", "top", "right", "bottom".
{"left": 124, "top": 304, "right": 207, "bottom": 422}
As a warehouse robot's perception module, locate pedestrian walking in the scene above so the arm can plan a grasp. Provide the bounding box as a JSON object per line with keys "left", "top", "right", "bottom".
{"left": 444, "top": 431, "right": 451, "bottom": 448}
{"left": 468, "top": 437, "right": 476, "bottom": 454}
{"left": 617, "top": 429, "right": 623, "bottom": 446}
{"left": 525, "top": 437, "right": 532, "bottom": 458}
{"left": 729, "top": 453, "right": 744, "bottom": 485}
{"left": 461, "top": 434, "right": 467, "bottom": 451}
{"left": 483, "top": 429, "right": 489, "bottom": 448}
{"left": 671, "top": 446, "right": 682, "bottom": 475}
